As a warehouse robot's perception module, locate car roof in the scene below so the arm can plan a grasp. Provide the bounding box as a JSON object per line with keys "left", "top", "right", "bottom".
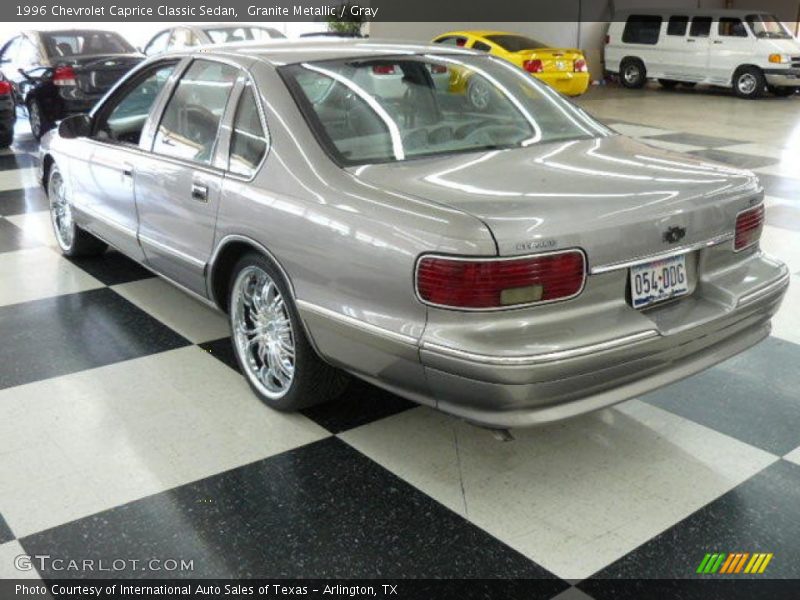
{"left": 168, "top": 38, "right": 478, "bottom": 66}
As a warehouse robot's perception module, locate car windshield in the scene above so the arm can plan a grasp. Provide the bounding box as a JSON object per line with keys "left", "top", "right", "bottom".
{"left": 280, "top": 55, "right": 609, "bottom": 166}
{"left": 745, "top": 14, "right": 792, "bottom": 39}
{"left": 486, "top": 35, "right": 547, "bottom": 52}
{"left": 42, "top": 31, "right": 135, "bottom": 57}
{"left": 204, "top": 26, "right": 285, "bottom": 44}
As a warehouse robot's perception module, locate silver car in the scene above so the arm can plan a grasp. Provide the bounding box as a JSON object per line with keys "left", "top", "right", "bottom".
{"left": 40, "top": 41, "right": 789, "bottom": 429}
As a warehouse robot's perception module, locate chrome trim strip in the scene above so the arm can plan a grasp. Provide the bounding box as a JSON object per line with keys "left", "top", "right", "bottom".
{"left": 138, "top": 233, "right": 206, "bottom": 269}
{"left": 296, "top": 300, "right": 419, "bottom": 346}
{"left": 422, "top": 330, "right": 660, "bottom": 366}
{"left": 590, "top": 233, "right": 734, "bottom": 274}
{"left": 413, "top": 248, "right": 588, "bottom": 312}
{"left": 737, "top": 271, "right": 790, "bottom": 307}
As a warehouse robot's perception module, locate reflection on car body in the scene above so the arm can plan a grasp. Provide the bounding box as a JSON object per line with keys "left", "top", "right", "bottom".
{"left": 40, "top": 40, "right": 789, "bottom": 429}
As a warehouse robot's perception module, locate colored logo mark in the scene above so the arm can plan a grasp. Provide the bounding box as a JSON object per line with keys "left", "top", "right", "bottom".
{"left": 696, "top": 552, "right": 773, "bottom": 574}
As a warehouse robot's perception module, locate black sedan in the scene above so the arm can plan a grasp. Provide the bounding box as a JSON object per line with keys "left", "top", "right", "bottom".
{"left": 0, "top": 72, "right": 14, "bottom": 148}
{"left": 0, "top": 30, "right": 143, "bottom": 140}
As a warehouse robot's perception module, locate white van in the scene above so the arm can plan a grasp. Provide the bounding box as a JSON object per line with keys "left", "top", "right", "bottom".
{"left": 605, "top": 9, "right": 800, "bottom": 98}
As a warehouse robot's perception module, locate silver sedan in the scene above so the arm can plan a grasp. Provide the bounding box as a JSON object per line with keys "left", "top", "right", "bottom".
{"left": 40, "top": 40, "right": 789, "bottom": 429}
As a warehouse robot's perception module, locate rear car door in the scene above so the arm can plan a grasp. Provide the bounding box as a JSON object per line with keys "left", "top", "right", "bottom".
{"left": 682, "top": 16, "right": 713, "bottom": 79}
{"left": 134, "top": 58, "right": 240, "bottom": 294}
{"left": 659, "top": 15, "right": 690, "bottom": 78}
{"left": 68, "top": 60, "right": 179, "bottom": 260}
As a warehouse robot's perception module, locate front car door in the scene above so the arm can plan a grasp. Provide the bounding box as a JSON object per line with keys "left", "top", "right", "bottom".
{"left": 134, "top": 58, "right": 240, "bottom": 294}
{"left": 67, "top": 60, "right": 180, "bottom": 260}
{"left": 710, "top": 17, "right": 755, "bottom": 85}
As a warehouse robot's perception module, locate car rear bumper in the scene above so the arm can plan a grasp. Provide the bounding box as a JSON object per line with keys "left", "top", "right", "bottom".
{"left": 533, "top": 71, "right": 590, "bottom": 96}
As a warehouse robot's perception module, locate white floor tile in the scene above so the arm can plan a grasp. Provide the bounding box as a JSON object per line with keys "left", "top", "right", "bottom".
{"left": 341, "top": 400, "right": 776, "bottom": 580}
{"left": 112, "top": 278, "right": 230, "bottom": 343}
{"left": 760, "top": 225, "right": 800, "bottom": 275}
{"left": 724, "top": 143, "right": 794, "bottom": 160}
{"left": 0, "top": 346, "right": 330, "bottom": 537}
{"left": 0, "top": 168, "right": 39, "bottom": 192}
{"left": 784, "top": 446, "right": 800, "bottom": 466}
{"left": 0, "top": 247, "right": 103, "bottom": 307}
{"left": 635, "top": 138, "right": 704, "bottom": 153}
{"left": 608, "top": 123, "right": 673, "bottom": 138}
{"left": 0, "top": 541, "right": 42, "bottom": 580}
{"left": 753, "top": 162, "right": 800, "bottom": 180}
{"left": 771, "top": 275, "right": 800, "bottom": 347}
{"left": 5, "top": 211, "right": 57, "bottom": 248}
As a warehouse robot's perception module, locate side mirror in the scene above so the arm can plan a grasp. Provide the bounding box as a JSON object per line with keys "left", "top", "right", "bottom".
{"left": 58, "top": 113, "right": 92, "bottom": 139}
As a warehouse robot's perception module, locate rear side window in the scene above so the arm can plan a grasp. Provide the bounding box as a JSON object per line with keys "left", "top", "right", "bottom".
{"left": 622, "top": 15, "right": 663, "bottom": 45}
{"left": 228, "top": 83, "right": 268, "bottom": 177}
{"left": 472, "top": 41, "right": 492, "bottom": 52}
{"left": 434, "top": 36, "right": 467, "bottom": 47}
{"left": 666, "top": 16, "right": 688, "bottom": 36}
{"left": 690, "top": 17, "right": 712, "bottom": 37}
{"left": 153, "top": 60, "right": 238, "bottom": 164}
{"left": 719, "top": 18, "right": 748, "bottom": 37}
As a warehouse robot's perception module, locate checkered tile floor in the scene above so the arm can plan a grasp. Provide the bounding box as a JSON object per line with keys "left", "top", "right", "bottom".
{"left": 1, "top": 90, "right": 799, "bottom": 597}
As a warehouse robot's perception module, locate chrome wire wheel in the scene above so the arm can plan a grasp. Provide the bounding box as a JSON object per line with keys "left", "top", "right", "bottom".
{"left": 49, "top": 170, "right": 74, "bottom": 251}
{"left": 232, "top": 266, "right": 296, "bottom": 399}
{"left": 737, "top": 73, "right": 757, "bottom": 95}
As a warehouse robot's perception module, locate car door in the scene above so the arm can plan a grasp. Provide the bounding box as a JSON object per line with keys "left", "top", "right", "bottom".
{"left": 68, "top": 60, "right": 180, "bottom": 260}
{"left": 134, "top": 58, "right": 240, "bottom": 295}
{"left": 682, "top": 16, "right": 713, "bottom": 80}
{"left": 659, "top": 15, "right": 690, "bottom": 78}
{"left": 710, "top": 17, "right": 755, "bottom": 84}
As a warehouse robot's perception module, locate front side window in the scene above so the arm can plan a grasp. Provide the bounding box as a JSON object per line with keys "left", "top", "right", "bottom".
{"left": 622, "top": 16, "right": 663, "bottom": 45}
{"left": 667, "top": 16, "right": 688, "bottom": 36}
{"left": 229, "top": 83, "right": 268, "bottom": 177}
{"left": 95, "top": 63, "right": 176, "bottom": 145}
{"left": 42, "top": 31, "right": 134, "bottom": 58}
{"left": 746, "top": 14, "right": 792, "bottom": 39}
{"left": 719, "top": 18, "right": 748, "bottom": 37}
{"left": 152, "top": 60, "right": 238, "bottom": 164}
{"left": 689, "top": 17, "right": 712, "bottom": 38}
{"left": 280, "top": 55, "right": 610, "bottom": 166}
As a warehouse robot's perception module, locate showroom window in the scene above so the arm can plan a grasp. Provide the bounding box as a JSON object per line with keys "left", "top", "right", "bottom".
{"left": 689, "top": 17, "right": 712, "bottom": 38}
{"left": 622, "top": 15, "right": 663, "bottom": 45}
{"left": 666, "top": 16, "right": 688, "bottom": 36}
{"left": 153, "top": 60, "right": 238, "bottom": 164}
{"left": 719, "top": 18, "right": 748, "bottom": 37}
{"left": 228, "top": 82, "right": 268, "bottom": 177}
{"left": 95, "top": 63, "right": 177, "bottom": 145}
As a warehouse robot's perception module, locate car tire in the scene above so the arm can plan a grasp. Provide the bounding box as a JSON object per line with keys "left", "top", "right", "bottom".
{"left": 732, "top": 66, "right": 766, "bottom": 99}
{"left": 0, "top": 130, "right": 12, "bottom": 149}
{"left": 27, "top": 98, "right": 53, "bottom": 141}
{"left": 467, "top": 77, "right": 493, "bottom": 111}
{"left": 47, "top": 164, "right": 108, "bottom": 257}
{"left": 769, "top": 86, "right": 796, "bottom": 97}
{"left": 658, "top": 79, "right": 679, "bottom": 89}
{"left": 620, "top": 58, "right": 647, "bottom": 89}
{"left": 228, "top": 252, "right": 350, "bottom": 412}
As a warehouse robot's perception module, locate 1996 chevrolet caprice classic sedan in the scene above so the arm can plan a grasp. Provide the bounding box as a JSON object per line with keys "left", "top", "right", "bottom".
{"left": 40, "top": 40, "right": 789, "bottom": 428}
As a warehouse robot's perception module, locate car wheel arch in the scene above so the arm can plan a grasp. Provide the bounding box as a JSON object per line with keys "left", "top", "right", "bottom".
{"left": 41, "top": 154, "right": 55, "bottom": 192}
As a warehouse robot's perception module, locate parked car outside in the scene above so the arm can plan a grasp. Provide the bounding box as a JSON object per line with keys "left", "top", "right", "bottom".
{"left": 0, "top": 30, "right": 143, "bottom": 139}
{"left": 143, "top": 24, "right": 285, "bottom": 56}
{"left": 0, "top": 72, "right": 15, "bottom": 148}
{"left": 605, "top": 9, "right": 800, "bottom": 98}
{"left": 40, "top": 41, "right": 789, "bottom": 428}
{"left": 432, "top": 30, "right": 591, "bottom": 98}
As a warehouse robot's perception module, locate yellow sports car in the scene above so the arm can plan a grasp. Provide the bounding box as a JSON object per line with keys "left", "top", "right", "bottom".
{"left": 432, "top": 30, "right": 590, "bottom": 97}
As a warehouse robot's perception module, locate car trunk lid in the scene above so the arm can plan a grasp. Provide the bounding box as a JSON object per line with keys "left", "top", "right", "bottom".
{"left": 510, "top": 48, "right": 584, "bottom": 73}
{"left": 55, "top": 53, "right": 143, "bottom": 95}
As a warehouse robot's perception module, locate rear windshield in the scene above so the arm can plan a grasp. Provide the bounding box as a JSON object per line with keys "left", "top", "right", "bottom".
{"left": 203, "top": 26, "right": 285, "bottom": 44}
{"left": 279, "top": 55, "right": 610, "bottom": 166}
{"left": 43, "top": 31, "right": 135, "bottom": 58}
{"left": 485, "top": 35, "right": 547, "bottom": 51}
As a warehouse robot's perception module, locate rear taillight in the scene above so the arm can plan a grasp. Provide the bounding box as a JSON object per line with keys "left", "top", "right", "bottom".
{"left": 734, "top": 204, "right": 765, "bottom": 251}
{"left": 416, "top": 250, "right": 586, "bottom": 309}
{"left": 429, "top": 64, "right": 448, "bottom": 74}
{"left": 0, "top": 81, "right": 11, "bottom": 95}
{"left": 574, "top": 58, "right": 588, "bottom": 72}
{"left": 372, "top": 64, "right": 396, "bottom": 75}
{"left": 53, "top": 65, "right": 77, "bottom": 87}
{"left": 523, "top": 59, "right": 544, "bottom": 73}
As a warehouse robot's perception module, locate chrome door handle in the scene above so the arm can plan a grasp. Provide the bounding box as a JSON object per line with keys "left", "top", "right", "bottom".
{"left": 122, "top": 163, "right": 133, "bottom": 178}
{"left": 686, "top": 39, "right": 696, "bottom": 43}
{"left": 191, "top": 182, "right": 209, "bottom": 202}
{"left": 713, "top": 40, "right": 723, "bottom": 44}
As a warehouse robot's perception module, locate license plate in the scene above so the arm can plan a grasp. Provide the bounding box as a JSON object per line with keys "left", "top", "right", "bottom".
{"left": 630, "top": 254, "right": 689, "bottom": 309}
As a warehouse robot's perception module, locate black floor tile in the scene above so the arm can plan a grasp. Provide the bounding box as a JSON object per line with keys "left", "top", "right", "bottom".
{"left": 0, "top": 187, "right": 49, "bottom": 216}
{"left": 20, "top": 437, "right": 566, "bottom": 592}
{"left": 0, "top": 217, "right": 40, "bottom": 253}
{"left": 67, "top": 250, "right": 155, "bottom": 286}
{"left": 0, "top": 513, "right": 13, "bottom": 544}
{"left": 0, "top": 153, "right": 37, "bottom": 171}
{"left": 200, "top": 337, "right": 416, "bottom": 433}
{"left": 580, "top": 461, "right": 800, "bottom": 599}
{"left": 642, "top": 337, "right": 800, "bottom": 455}
{"left": 757, "top": 173, "right": 800, "bottom": 200}
{"left": 687, "top": 149, "right": 779, "bottom": 170}
{"left": 644, "top": 132, "right": 746, "bottom": 147}
{"left": 0, "top": 288, "right": 190, "bottom": 390}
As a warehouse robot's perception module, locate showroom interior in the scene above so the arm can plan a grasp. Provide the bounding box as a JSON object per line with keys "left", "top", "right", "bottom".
{"left": 0, "top": 0, "right": 799, "bottom": 597}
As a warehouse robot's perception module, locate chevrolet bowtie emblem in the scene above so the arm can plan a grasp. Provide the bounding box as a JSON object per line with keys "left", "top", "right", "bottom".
{"left": 663, "top": 225, "right": 687, "bottom": 244}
